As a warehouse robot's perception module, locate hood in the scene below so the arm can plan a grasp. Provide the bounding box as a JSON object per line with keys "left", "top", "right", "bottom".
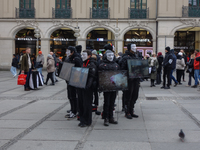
{"left": 102, "top": 50, "right": 116, "bottom": 62}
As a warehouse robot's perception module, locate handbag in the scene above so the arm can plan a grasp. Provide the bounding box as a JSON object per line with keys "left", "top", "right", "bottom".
{"left": 17, "top": 74, "right": 27, "bottom": 85}
{"left": 186, "top": 68, "right": 193, "bottom": 73}
{"left": 151, "top": 66, "right": 156, "bottom": 73}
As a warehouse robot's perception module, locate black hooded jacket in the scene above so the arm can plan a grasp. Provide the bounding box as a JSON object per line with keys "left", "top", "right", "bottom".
{"left": 163, "top": 51, "right": 173, "bottom": 69}
{"left": 99, "top": 54, "right": 120, "bottom": 71}
{"left": 157, "top": 55, "right": 163, "bottom": 73}
{"left": 83, "top": 58, "right": 97, "bottom": 89}
{"left": 120, "top": 50, "right": 138, "bottom": 70}
{"left": 65, "top": 52, "right": 82, "bottom": 67}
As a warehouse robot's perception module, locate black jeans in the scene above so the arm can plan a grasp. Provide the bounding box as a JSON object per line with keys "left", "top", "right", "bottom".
{"left": 156, "top": 72, "right": 161, "bottom": 84}
{"left": 124, "top": 79, "right": 140, "bottom": 114}
{"left": 176, "top": 69, "right": 184, "bottom": 84}
{"left": 163, "top": 68, "right": 171, "bottom": 87}
{"left": 93, "top": 89, "right": 99, "bottom": 106}
{"left": 188, "top": 73, "right": 195, "bottom": 86}
{"left": 103, "top": 92, "right": 116, "bottom": 119}
{"left": 24, "top": 68, "right": 32, "bottom": 89}
{"left": 67, "top": 84, "right": 77, "bottom": 115}
{"left": 46, "top": 72, "right": 54, "bottom": 84}
{"left": 78, "top": 88, "right": 93, "bottom": 125}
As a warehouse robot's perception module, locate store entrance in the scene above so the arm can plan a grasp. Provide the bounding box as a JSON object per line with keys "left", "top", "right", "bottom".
{"left": 86, "top": 28, "right": 114, "bottom": 53}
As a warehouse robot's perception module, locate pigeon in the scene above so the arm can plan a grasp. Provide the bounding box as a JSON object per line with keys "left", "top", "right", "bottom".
{"left": 179, "top": 129, "right": 185, "bottom": 141}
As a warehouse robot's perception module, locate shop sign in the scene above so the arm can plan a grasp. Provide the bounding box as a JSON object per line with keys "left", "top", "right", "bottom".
{"left": 17, "top": 38, "right": 33, "bottom": 41}
{"left": 97, "top": 38, "right": 104, "bottom": 41}
{"left": 174, "top": 47, "right": 188, "bottom": 50}
{"left": 53, "top": 38, "right": 69, "bottom": 41}
{"left": 126, "top": 38, "right": 150, "bottom": 42}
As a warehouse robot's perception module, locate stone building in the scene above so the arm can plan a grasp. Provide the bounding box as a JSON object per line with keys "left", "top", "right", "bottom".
{"left": 0, "top": 0, "right": 200, "bottom": 69}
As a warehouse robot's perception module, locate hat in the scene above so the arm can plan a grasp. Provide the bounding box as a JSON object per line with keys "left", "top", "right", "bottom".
{"left": 38, "top": 51, "right": 42, "bottom": 54}
{"left": 67, "top": 46, "right": 76, "bottom": 53}
{"left": 178, "top": 52, "right": 183, "bottom": 56}
{"left": 99, "top": 53, "right": 103, "bottom": 56}
{"left": 92, "top": 50, "right": 97, "bottom": 55}
{"left": 47, "top": 54, "right": 52, "bottom": 58}
{"left": 75, "top": 45, "right": 82, "bottom": 53}
{"left": 165, "top": 46, "right": 170, "bottom": 52}
{"left": 157, "top": 52, "right": 162, "bottom": 57}
{"left": 104, "top": 43, "right": 113, "bottom": 51}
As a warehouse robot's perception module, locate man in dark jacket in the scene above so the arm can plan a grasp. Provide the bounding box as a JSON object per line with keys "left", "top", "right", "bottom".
{"left": 11, "top": 54, "right": 18, "bottom": 78}
{"left": 161, "top": 47, "right": 173, "bottom": 89}
{"left": 78, "top": 50, "right": 97, "bottom": 127}
{"left": 99, "top": 50, "right": 119, "bottom": 126}
{"left": 65, "top": 46, "right": 82, "bottom": 119}
{"left": 170, "top": 49, "right": 178, "bottom": 86}
{"left": 120, "top": 43, "right": 139, "bottom": 119}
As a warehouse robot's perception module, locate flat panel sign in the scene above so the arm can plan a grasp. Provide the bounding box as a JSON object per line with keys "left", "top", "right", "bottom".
{"left": 59, "top": 62, "right": 75, "bottom": 81}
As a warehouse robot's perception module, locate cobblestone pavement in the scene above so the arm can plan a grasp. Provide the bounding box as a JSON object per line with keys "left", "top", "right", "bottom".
{"left": 0, "top": 71, "right": 200, "bottom": 150}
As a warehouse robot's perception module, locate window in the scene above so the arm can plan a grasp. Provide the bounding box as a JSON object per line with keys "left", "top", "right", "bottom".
{"left": 20, "top": 0, "right": 34, "bottom": 9}
{"left": 130, "top": 0, "right": 147, "bottom": 9}
{"left": 56, "top": 0, "right": 71, "bottom": 9}
{"left": 93, "top": 0, "right": 108, "bottom": 9}
{"left": 189, "top": 0, "right": 200, "bottom": 6}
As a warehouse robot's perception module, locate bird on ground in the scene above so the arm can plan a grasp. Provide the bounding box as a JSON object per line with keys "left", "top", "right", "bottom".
{"left": 179, "top": 129, "right": 185, "bottom": 142}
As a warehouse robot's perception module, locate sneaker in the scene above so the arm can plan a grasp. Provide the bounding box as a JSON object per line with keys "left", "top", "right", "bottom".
{"left": 67, "top": 110, "right": 71, "bottom": 113}
{"left": 131, "top": 113, "right": 139, "bottom": 118}
{"left": 80, "top": 123, "right": 87, "bottom": 128}
{"left": 179, "top": 83, "right": 182, "bottom": 85}
{"left": 125, "top": 113, "right": 132, "bottom": 119}
{"left": 160, "top": 86, "right": 165, "bottom": 89}
{"left": 65, "top": 111, "right": 71, "bottom": 118}
{"left": 174, "top": 83, "right": 178, "bottom": 87}
{"left": 67, "top": 113, "right": 76, "bottom": 120}
{"left": 13, "top": 74, "right": 17, "bottom": 78}
{"left": 164, "top": 87, "right": 170, "bottom": 89}
{"left": 191, "top": 85, "right": 197, "bottom": 88}
{"left": 109, "top": 118, "right": 118, "bottom": 124}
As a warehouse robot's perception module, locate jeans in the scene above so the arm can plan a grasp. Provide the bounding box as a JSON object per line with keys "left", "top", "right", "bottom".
{"left": 37, "top": 67, "right": 44, "bottom": 81}
{"left": 10, "top": 66, "right": 17, "bottom": 76}
{"left": 188, "top": 73, "right": 195, "bottom": 86}
{"left": 194, "top": 69, "right": 200, "bottom": 85}
{"left": 24, "top": 68, "right": 32, "bottom": 89}
{"left": 170, "top": 69, "right": 178, "bottom": 85}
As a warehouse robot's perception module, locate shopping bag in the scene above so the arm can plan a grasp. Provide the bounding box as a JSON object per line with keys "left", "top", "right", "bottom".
{"left": 17, "top": 74, "right": 27, "bottom": 85}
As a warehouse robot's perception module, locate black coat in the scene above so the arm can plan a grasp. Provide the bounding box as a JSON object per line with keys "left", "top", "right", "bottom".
{"left": 12, "top": 57, "right": 18, "bottom": 68}
{"left": 163, "top": 52, "right": 173, "bottom": 69}
{"left": 157, "top": 55, "right": 163, "bottom": 73}
{"left": 120, "top": 50, "right": 138, "bottom": 70}
{"left": 65, "top": 52, "right": 82, "bottom": 67}
{"left": 99, "top": 58, "right": 120, "bottom": 71}
{"left": 83, "top": 58, "right": 97, "bottom": 89}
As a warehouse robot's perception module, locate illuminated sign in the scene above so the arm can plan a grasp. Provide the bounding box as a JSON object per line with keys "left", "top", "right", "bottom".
{"left": 174, "top": 47, "right": 188, "bottom": 49}
{"left": 17, "top": 38, "right": 33, "bottom": 40}
{"left": 126, "top": 38, "right": 150, "bottom": 42}
{"left": 53, "top": 38, "right": 69, "bottom": 41}
{"left": 97, "top": 38, "right": 104, "bottom": 41}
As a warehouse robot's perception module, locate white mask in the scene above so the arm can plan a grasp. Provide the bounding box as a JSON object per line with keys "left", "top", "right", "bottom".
{"left": 82, "top": 52, "right": 88, "bottom": 61}
{"left": 106, "top": 52, "right": 114, "bottom": 62}
{"left": 131, "top": 44, "right": 137, "bottom": 52}
{"left": 66, "top": 50, "right": 71, "bottom": 57}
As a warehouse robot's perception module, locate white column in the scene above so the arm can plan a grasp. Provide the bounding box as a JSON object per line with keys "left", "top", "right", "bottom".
{"left": 40, "top": 38, "right": 50, "bottom": 68}
{"left": 117, "top": 39, "right": 123, "bottom": 53}
{"left": 152, "top": 39, "right": 156, "bottom": 53}
{"left": 77, "top": 38, "right": 86, "bottom": 51}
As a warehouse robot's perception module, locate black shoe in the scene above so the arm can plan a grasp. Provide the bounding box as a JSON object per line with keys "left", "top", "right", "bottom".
{"left": 179, "top": 83, "right": 182, "bottom": 85}
{"left": 164, "top": 87, "right": 170, "bottom": 89}
{"left": 150, "top": 85, "right": 153, "bottom": 87}
{"left": 161, "top": 86, "right": 165, "bottom": 89}
{"left": 109, "top": 118, "right": 118, "bottom": 124}
{"left": 50, "top": 83, "right": 55, "bottom": 86}
{"left": 78, "top": 122, "right": 82, "bottom": 126}
{"left": 80, "top": 123, "right": 87, "bottom": 128}
{"left": 191, "top": 85, "right": 197, "bottom": 88}
{"left": 155, "top": 83, "right": 160, "bottom": 85}
{"left": 55, "top": 80, "right": 59, "bottom": 82}
{"left": 95, "top": 111, "right": 101, "bottom": 115}
{"left": 125, "top": 113, "right": 132, "bottom": 119}
{"left": 44, "top": 82, "right": 47, "bottom": 85}
{"left": 104, "top": 118, "right": 109, "bottom": 126}
{"left": 174, "top": 83, "right": 178, "bottom": 87}
{"left": 131, "top": 113, "right": 139, "bottom": 118}
{"left": 152, "top": 84, "right": 156, "bottom": 87}
{"left": 67, "top": 110, "right": 71, "bottom": 113}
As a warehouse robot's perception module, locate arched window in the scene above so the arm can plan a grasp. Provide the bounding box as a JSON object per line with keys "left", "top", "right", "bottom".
{"left": 130, "top": 0, "right": 147, "bottom": 9}
{"left": 20, "top": 0, "right": 34, "bottom": 9}
{"left": 189, "top": 0, "right": 200, "bottom": 6}
{"left": 56, "top": 0, "right": 71, "bottom": 9}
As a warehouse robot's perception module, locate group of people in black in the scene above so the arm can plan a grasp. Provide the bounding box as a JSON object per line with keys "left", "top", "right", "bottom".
{"left": 64, "top": 43, "right": 141, "bottom": 127}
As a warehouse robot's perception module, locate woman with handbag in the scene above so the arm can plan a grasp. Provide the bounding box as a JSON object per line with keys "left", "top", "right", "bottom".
{"left": 148, "top": 53, "right": 158, "bottom": 87}
{"left": 186, "top": 52, "right": 196, "bottom": 87}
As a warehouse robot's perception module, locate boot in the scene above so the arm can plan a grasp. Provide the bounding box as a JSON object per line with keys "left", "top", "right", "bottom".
{"left": 104, "top": 118, "right": 109, "bottom": 126}
{"left": 109, "top": 118, "right": 118, "bottom": 124}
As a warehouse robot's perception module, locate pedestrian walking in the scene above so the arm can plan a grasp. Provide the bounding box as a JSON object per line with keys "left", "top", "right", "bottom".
{"left": 44, "top": 54, "right": 55, "bottom": 86}
{"left": 186, "top": 52, "right": 195, "bottom": 87}
{"left": 10, "top": 54, "right": 18, "bottom": 78}
{"left": 170, "top": 49, "right": 178, "bottom": 87}
{"left": 191, "top": 50, "right": 200, "bottom": 88}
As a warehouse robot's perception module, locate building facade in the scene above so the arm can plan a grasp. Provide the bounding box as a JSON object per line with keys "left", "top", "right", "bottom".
{"left": 0, "top": 0, "right": 200, "bottom": 69}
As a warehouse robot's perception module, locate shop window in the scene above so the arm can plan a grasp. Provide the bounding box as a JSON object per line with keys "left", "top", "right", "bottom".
{"left": 56, "top": 0, "right": 71, "bottom": 9}
{"left": 20, "top": 0, "right": 34, "bottom": 9}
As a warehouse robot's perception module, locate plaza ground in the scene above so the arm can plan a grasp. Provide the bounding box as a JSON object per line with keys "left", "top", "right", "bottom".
{"left": 0, "top": 71, "right": 200, "bottom": 150}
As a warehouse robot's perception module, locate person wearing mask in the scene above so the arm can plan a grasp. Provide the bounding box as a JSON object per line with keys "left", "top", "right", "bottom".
{"left": 191, "top": 50, "right": 200, "bottom": 88}
{"left": 161, "top": 47, "right": 173, "bottom": 89}
{"left": 176, "top": 52, "right": 185, "bottom": 85}
{"left": 36, "top": 51, "right": 44, "bottom": 81}
{"left": 78, "top": 50, "right": 97, "bottom": 127}
{"left": 21, "top": 47, "right": 32, "bottom": 91}
{"left": 148, "top": 53, "right": 158, "bottom": 87}
{"left": 186, "top": 51, "right": 196, "bottom": 87}
{"left": 10, "top": 54, "right": 18, "bottom": 78}
{"left": 65, "top": 46, "right": 82, "bottom": 119}
{"left": 120, "top": 43, "right": 139, "bottom": 119}
{"left": 170, "top": 49, "right": 179, "bottom": 87}
{"left": 156, "top": 52, "right": 163, "bottom": 85}
{"left": 44, "top": 54, "right": 55, "bottom": 85}
{"left": 99, "top": 50, "right": 119, "bottom": 126}
{"left": 180, "top": 49, "right": 187, "bottom": 82}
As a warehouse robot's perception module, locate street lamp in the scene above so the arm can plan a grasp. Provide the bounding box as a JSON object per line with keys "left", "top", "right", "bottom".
{"left": 34, "top": 28, "right": 41, "bottom": 56}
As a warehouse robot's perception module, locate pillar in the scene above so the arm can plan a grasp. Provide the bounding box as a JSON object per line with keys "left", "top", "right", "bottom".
{"left": 157, "top": 35, "right": 174, "bottom": 56}
{"left": 77, "top": 38, "right": 86, "bottom": 51}
{"left": 117, "top": 39, "right": 123, "bottom": 53}
{"left": 152, "top": 39, "right": 156, "bottom": 53}
{"left": 40, "top": 38, "right": 50, "bottom": 68}
{"left": 195, "top": 31, "right": 200, "bottom": 50}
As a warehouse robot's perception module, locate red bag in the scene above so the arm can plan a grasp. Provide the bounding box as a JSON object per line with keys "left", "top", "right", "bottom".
{"left": 17, "top": 74, "right": 27, "bottom": 85}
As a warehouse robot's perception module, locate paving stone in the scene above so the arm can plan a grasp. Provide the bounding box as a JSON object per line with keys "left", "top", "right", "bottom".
{"left": 0, "top": 129, "right": 24, "bottom": 140}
